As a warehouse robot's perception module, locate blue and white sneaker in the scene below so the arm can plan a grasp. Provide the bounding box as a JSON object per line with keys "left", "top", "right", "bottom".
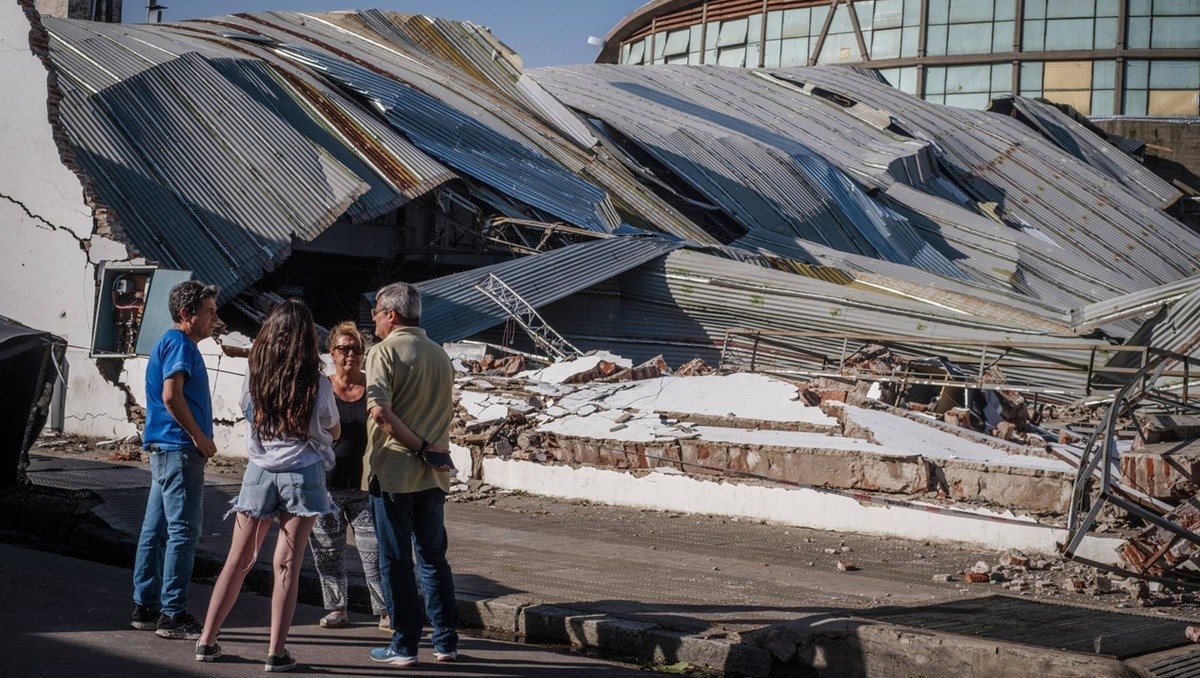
{"left": 370, "top": 647, "right": 418, "bottom": 666}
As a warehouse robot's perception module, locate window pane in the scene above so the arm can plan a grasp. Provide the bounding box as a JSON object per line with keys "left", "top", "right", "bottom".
{"left": 820, "top": 32, "right": 863, "bottom": 63}
{"left": 1129, "top": 0, "right": 1151, "bottom": 16}
{"left": 1149, "top": 90, "right": 1200, "bottom": 116}
{"left": 927, "top": 24, "right": 948, "bottom": 56}
{"left": 1023, "top": 20, "right": 1045, "bottom": 51}
{"left": 782, "top": 8, "right": 810, "bottom": 38}
{"left": 1096, "top": 0, "right": 1119, "bottom": 17}
{"left": 1044, "top": 89, "right": 1091, "bottom": 114}
{"left": 902, "top": 0, "right": 923, "bottom": 26}
{"left": 946, "top": 64, "right": 991, "bottom": 93}
{"left": 653, "top": 31, "right": 667, "bottom": 59}
{"left": 992, "top": 63, "right": 1013, "bottom": 93}
{"left": 764, "top": 39, "right": 781, "bottom": 66}
{"left": 1044, "top": 61, "right": 1092, "bottom": 90}
{"left": 926, "top": 66, "right": 947, "bottom": 95}
{"left": 897, "top": 66, "right": 918, "bottom": 94}
{"left": 949, "top": 0, "right": 993, "bottom": 23}
{"left": 766, "top": 10, "right": 783, "bottom": 40}
{"left": 872, "top": 28, "right": 903, "bottom": 59}
{"left": 854, "top": 1, "right": 876, "bottom": 31}
{"left": 664, "top": 29, "right": 691, "bottom": 56}
{"left": 1124, "top": 90, "right": 1148, "bottom": 115}
{"left": 1094, "top": 17, "right": 1118, "bottom": 49}
{"left": 928, "top": 0, "right": 950, "bottom": 24}
{"left": 944, "top": 92, "right": 991, "bottom": 109}
{"left": 629, "top": 39, "right": 646, "bottom": 64}
{"left": 1044, "top": 18, "right": 1093, "bottom": 50}
{"left": 688, "top": 51, "right": 703, "bottom": 65}
{"left": 717, "top": 46, "right": 746, "bottom": 67}
{"left": 874, "top": 0, "right": 904, "bottom": 29}
{"left": 829, "top": 3, "right": 854, "bottom": 32}
{"left": 1021, "top": 61, "right": 1044, "bottom": 92}
{"left": 996, "top": 0, "right": 1016, "bottom": 21}
{"left": 1091, "top": 89, "right": 1114, "bottom": 116}
{"left": 811, "top": 6, "right": 829, "bottom": 33}
{"left": 1025, "top": 0, "right": 1047, "bottom": 19}
{"left": 1152, "top": 17, "right": 1200, "bottom": 49}
{"left": 718, "top": 19, "right": 749, "bottom": 47}
{"left": 877, "top": 67, "right": 901, "bottom": 87}
{"left": 1046, "top": 0, "right": 1095, "bottom": 18}
{"left": 1093, "top": 60, "right": 1116, "bottom": 89}
{"left": 1155, "top": 0, "right": 1200, "bottom": 15}
{"left": 947, "top": 22, "right": 992, "bottom": 55}
{"left": 992, "top": 21, "right": 1014, "bottom": 52}
{"left": 1125, "top": 60, "right": 1149, "bottom": 89}
{"left": 1127, "top": 17, "right": 1150, "bottom": 49}
{"left": 1151, "top": 60, "right": 1200, "bottom": 89}
{"left": 780, "top": 37, "right": 810, "bottom": 66}
{"left": 901, "top": 25, "right": 920, "bottom": 57}
{"left": 926, "top": 93, "right": 947, "bottom": 105}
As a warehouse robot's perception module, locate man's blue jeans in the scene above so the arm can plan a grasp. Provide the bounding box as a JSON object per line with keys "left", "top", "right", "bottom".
{"left": 132, "top": 447, "right": 206, "bottom": 617}
{"left": 371, "top": 487, "right": 458, "bottom": 656}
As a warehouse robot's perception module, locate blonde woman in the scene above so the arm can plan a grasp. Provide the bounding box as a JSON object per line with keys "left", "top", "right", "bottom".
{"left": 308, "top": 321, "right": 389, "bottom": 631}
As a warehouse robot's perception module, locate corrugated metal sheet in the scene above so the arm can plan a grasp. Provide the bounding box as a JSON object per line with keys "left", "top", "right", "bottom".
{"left": 58, "top": 54, "right": 366, "bottom": 303}
{"left": 274, "top": 42, "right": 616, "bottom": 232}
{"left": 988, "top": 95, "right": 1181, "bottom": 210}
{"left": 1072, "top": 276, "right": 1200, "bottom": 333}
{"left": 202, "top": 11, "right": 716, "bottom": 242}
{"left": 383, "top": 237, "right": 683, "bottom": 344}
{"left": 772, "top": 67, "right": 1200, "bottom": 301}
{"left": 531, "top": 64, "right": 965, "bottom": 278}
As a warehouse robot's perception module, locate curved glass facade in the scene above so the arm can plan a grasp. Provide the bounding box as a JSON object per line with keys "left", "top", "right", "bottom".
{"left": 607, "top": 0, "right": 1200, "bottom": 116}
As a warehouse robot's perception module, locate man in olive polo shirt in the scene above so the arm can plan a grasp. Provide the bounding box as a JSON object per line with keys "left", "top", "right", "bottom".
{"left": 363, "top": 282, "right": 458, "bottom": 667}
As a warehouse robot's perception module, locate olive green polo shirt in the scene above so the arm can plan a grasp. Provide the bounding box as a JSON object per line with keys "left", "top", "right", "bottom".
{"left": 363, "top": 326, "right": 454, "bottom": 494}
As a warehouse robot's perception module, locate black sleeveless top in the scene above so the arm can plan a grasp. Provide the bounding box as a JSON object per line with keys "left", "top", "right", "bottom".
{"left": 327, "top": 393, "right": 367, "bottom": 491}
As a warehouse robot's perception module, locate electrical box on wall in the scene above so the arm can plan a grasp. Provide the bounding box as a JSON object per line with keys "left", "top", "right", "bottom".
{"left": 91, "top": 264, "right": 193, "bottom": 357}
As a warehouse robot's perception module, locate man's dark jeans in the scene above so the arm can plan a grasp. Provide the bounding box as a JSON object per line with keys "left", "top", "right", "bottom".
{"left": 371, "top": 486, "right": 458, "bottom": 656}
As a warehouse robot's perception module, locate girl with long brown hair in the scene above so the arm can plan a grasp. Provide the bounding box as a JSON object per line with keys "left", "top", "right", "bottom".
{"left": 195, "top": 299, "right": 339, "bottom": 672}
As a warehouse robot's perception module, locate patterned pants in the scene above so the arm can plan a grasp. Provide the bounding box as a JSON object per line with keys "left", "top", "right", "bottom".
{"left": 309, "top": 489, "right": 386, "bottom": 615}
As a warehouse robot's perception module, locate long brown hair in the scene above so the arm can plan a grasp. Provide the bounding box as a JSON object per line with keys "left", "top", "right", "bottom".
{"left": 249, "top": 299, "right": 321, "bottom": 440}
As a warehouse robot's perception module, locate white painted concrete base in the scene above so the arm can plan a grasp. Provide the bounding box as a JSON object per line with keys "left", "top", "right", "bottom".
{"left": 481, "top": 457, "right": 1123, "bottom": 564}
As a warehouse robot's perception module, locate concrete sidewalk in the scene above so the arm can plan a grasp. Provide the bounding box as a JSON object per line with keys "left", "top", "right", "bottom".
{"left": 0, "top": 541, "right": 646, "bottom": 677}
{"left": 7, "top": 446, "right": 1200, "bottom": 676}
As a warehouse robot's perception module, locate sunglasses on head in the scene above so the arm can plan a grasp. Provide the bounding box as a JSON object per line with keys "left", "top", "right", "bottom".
{"left": 332, "top": 345, "right": 363, "bottom": 356}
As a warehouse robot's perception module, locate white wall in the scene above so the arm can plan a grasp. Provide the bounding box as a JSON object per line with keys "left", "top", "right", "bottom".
{"left": 0, "top": 2, "right": 251, "bottom": 453}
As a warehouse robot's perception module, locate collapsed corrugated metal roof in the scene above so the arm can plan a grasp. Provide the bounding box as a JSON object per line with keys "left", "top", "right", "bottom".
{"left": 56, "top": 52, "right": 367, "bottom": 303}
{"left": 531, "top": 64, "right": 1200, "bottom": 313}
{"left": 987, "top": 95, "right": 1181, "bottom": 211}
{"left": 770, "top": 67, "right": 1200, "bottom": 299}
{"left": 34, "top": 10, "right": 1199, "bottom": 394}
{"left": 401, "top": 237, "right": 684, "bottom": 344}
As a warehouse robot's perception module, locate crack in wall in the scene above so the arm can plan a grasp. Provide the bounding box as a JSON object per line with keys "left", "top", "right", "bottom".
{"left": 0, "top": 190, "right": 79, "bottom": 237}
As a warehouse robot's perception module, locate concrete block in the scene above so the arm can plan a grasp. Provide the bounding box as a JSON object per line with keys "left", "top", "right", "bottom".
{"left": 457, "top": 593, "right": 529, "bottom": 633}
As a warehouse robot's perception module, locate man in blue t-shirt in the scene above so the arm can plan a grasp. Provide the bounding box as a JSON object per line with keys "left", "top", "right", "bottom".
{"left": 131, "top": 280, "right": 220, "bottom": 640}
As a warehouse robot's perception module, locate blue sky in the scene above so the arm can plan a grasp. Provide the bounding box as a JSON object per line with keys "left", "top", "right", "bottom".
{"left": 127, "top": 1, "right": 648, "bottom": 67}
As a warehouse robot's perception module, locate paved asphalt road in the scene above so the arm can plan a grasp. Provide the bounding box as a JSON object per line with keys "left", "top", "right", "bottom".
{"left": 0, "top": 541, "right": 649, "bottom": 677}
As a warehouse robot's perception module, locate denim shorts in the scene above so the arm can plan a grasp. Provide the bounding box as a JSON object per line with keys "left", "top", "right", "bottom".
{"left": 227, "top": 460, "right": 332, "bottom": 520}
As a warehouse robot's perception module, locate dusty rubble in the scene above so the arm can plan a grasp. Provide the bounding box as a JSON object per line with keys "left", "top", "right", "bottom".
{"left": 940, "top": 547, "right": 1200, "bottom": 613}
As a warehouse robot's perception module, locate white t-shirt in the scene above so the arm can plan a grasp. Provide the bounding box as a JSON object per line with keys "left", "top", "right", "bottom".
{"left": 241, "top": 374, "right": 337, "bottom": 472}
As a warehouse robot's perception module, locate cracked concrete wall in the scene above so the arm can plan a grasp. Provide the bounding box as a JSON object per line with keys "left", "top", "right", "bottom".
{"left": 0, "top": 2, "right": 158, "bottom": 442}
{"left": 1, "top": 2, "right": 254, "bottom": 455}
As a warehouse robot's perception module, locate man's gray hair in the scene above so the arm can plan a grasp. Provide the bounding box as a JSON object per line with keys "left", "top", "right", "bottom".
{"left": 375, "top": 282, "right": 421, "bottom": 326}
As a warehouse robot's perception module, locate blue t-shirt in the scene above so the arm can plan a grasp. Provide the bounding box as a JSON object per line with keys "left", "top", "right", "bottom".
{"left": 143, "top": 328, "right": 213, "bottom": 450}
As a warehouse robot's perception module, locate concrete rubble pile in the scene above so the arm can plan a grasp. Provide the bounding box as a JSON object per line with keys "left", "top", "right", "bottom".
{"left": 448, "top": 351, "right": 1083, "bottom": 517}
